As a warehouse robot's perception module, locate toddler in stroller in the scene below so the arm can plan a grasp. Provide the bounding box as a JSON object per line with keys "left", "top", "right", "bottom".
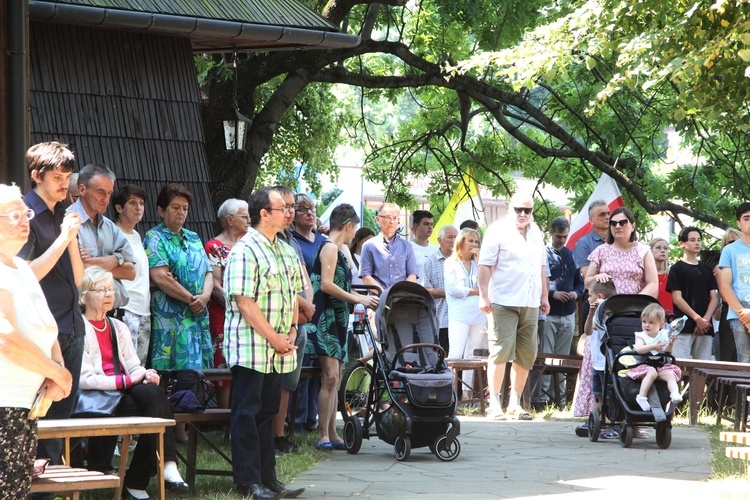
{"left": 626, "top": 303, "right": 683, "bottom": 411}
{"left": 589, "top": 294, "right": 686, "bottom": 448}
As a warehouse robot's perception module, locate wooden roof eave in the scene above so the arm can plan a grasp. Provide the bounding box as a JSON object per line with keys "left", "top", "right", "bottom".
{"left": 28, "top": 1, "right": 361, "bottom": 51}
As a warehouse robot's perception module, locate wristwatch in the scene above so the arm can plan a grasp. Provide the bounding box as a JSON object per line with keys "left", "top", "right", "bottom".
{"left": 290, "top": 323, "right": 298, "bottom": 331}
{"left": 113, "top": 252, "right": 124, "bottom": 267}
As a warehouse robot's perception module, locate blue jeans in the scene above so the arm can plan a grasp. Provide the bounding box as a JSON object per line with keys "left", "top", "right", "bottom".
{"left": 293, "top": 354, "right": 319, "bottom": 428}
{"left": 36, "top": 334, "right": 85, "bottom": 465}
{"left": 730, "top": 319, "right": 750, "bottom": 363}
{"left": 231, "top": 366, "right": 282, "bottom": 486}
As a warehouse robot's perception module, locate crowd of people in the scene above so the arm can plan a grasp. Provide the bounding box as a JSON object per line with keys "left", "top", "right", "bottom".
{"left": 2, "top": 139, "right": 750, "bottom": 498}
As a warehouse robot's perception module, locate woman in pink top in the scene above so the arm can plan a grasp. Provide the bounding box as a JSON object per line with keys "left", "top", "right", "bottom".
{"left": 585, "top": 207, "right": 658, "bottom": 297}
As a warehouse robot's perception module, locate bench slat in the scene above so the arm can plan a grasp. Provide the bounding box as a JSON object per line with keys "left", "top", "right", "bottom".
{"left": 726, "top": 447, "right": 750, "bottom": 460}
{"left": 31, "top": 465, "right": 119, "bottom": 494}
{"left": 721, "top": 432, "right": 750, "bottom": 445}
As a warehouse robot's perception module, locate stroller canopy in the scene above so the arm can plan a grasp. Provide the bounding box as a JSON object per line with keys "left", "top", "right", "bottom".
{"left": 375, "top": 281, "right": 441, "bottom": 371}
{"left": 595, "top": 294, "right": 661, "bottom": 327}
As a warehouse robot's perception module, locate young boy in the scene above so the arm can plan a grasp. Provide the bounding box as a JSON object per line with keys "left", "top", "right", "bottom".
{"left": 574, "top": 279, "right": 617, "bottom": 438}
{"left": 718, "top": 202, "right": 750, "bottom": 363}
{"left": 667, "top": 227, "right": 718, "bottom": 360}
{"left": 584, "top": 279, "right": 618, "bottom": 416}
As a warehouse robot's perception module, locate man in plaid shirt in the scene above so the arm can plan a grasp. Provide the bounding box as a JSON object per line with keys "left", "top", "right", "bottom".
{"left": 223, "top": 187, "right": 305, "bottom": 499}
{"left": 420, "top": 225, "right": 458, "bottom": 353}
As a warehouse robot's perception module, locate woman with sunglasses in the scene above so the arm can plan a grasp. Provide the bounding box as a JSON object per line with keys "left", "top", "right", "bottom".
{"left": 584, "top": 207, "right": 658, "bottom": 297}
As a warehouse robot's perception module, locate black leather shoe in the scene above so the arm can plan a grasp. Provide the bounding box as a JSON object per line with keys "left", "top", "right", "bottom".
{"left": 164, "top": 480, "right": 189, "bottom": 493}
{"left": 264, "top": 478, "right": 305, "bottom": 498}
{"left": 237, "top": 483, "right": 285, "bottom": 499}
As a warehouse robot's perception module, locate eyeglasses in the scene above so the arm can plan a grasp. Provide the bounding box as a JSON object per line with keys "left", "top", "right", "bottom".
{"left": 513, "top": 207, "right": 533, "bottom": 215}
{"left": 92, "top": 287, "right": 115, "bottom": 295}
{"left": 295, "top": 206, "right": 314, "bottom": 215}
{"left": 266, "top": 206, "right": 295, "bottom": 214}
{"left": 609, "top": 219, "right": 630, "bottom": 227}
{"left": 377, "top": 215, "right": 399, "bottom": 223}
{"left": 0, "top": 208, "right": 35, "bottom": 224}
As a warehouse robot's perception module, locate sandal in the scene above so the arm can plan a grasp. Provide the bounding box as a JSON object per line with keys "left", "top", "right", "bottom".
{"left": 508, "top": 406, "right": 533, "bottom": 421}
{"left": 330, "top": 440, "right": 347, "bottom": 450}
{"left": 315, "top": 441, "right": 333, "bottom": 451}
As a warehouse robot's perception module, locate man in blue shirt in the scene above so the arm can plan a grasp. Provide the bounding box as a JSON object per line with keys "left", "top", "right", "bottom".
{"left": 359, "top": 203, "right": 418, "bottom": 291}
{"left": 542, "top": 217, "right": 584, "bottom": 405}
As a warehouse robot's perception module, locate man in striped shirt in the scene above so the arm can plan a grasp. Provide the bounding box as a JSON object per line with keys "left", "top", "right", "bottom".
{"left": 223, "top": 187, "right": 305, "bottom": 499}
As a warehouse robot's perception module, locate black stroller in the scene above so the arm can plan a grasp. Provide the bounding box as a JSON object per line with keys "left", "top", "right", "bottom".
{"left": 588, "top": 294, "right": 679, "bottom": 448}
{"left": 339, "top": 282, "right": 461, "bottom": 461}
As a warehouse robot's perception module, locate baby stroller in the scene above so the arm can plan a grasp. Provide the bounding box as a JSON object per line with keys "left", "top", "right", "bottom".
{"left": 339, "top": 281, "right": 461, "bottom": 461}
{"left": 588, "top": 294, "right": 679, "bottom": 449}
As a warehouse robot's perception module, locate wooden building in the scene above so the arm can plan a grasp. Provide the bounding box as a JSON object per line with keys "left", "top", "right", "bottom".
{"left": 1, "top": 0, "right": 359, "bottom": 241}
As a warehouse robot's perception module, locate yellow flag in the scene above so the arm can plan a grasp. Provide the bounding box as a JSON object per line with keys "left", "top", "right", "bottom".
{"left": 429, "top": 171, "right": 485, "bottom": 245}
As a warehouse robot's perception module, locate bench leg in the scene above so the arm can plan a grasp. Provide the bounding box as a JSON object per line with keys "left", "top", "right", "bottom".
{"left": 186, "top": 423, "right": 198, "bottom": 490}
{"left": 157, "top": 431, "right": 166, "bottom": 500}
{"left": 116, "top": 434, "right": 131, "bottom": 500}
{"left": 689, "top": 371, "right": 707, "bottom": 426}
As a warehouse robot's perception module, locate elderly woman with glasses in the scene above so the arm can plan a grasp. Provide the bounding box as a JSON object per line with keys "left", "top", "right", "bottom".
{"left": 78, "top": 266, "right": 188, "bottom": 498}
{"left": 584, "top": 207, "right": 658, "bottom": 297}
{"left": 0, "top": 184, "right": 72, "bottom": 498}
{"left": 204, "top": 198, "right": 249, "bottom": 408}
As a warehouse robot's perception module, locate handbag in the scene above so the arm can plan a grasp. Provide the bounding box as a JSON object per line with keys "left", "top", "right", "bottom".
{"left": 72, "top": 318, "right": 125, "bottom": 417}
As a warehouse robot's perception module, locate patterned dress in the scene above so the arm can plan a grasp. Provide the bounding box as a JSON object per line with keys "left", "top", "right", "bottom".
{"left": 144, "top": 223, "right": 213, "bottom": 370}
{"left": 205, "top": 239, "right": 231, "bottom": 387}
{"left": 307, "top": 241, "right": 353, "bottom": 361}
{"left": 587, "top": 242, "right": 650, "bottom": 294}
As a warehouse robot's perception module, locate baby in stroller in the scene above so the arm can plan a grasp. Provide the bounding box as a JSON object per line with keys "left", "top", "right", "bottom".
{"left": 627, "top": 303, "right": 683, "bottom": 411}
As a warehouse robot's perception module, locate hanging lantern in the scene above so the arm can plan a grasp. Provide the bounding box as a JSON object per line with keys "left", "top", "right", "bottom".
{"left": 223, "top": 109, "right": 251, "bottom": 150}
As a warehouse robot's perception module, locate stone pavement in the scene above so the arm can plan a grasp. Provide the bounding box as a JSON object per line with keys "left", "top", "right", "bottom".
{"left": 292, "top": 416, "right": 749, "bottom": 499}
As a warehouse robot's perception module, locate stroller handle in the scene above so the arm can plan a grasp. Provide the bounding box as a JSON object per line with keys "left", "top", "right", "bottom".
{"left": 394, "top": 343, "right": 447, "bottom": 360}
{"left": 352, "top": 284, "right": 381, "bottom": 297}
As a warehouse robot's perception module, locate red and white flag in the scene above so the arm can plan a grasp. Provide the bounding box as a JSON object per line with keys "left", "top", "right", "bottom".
{"left": 565, "top": 173, "right": 624, "bottom": 250}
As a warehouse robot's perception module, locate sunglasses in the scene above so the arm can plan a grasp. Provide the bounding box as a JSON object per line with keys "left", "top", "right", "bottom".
{"left": 513, "top": 207, "right": 532, "bottom": 215}
{"left": 609, "top": 219, "right": 630, "bottom": 227}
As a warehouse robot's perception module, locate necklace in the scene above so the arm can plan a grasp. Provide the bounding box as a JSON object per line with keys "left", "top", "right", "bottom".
{"left": 89, "top": 318, "right": 109, "bottom": 333}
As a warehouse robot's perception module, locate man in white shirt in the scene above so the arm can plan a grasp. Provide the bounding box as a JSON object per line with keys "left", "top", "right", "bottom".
{"left": 478, "top": 193, "right": 549, "bottom": 421}
{"left": 410, "top": 210, "right": 438, "bottom": 276}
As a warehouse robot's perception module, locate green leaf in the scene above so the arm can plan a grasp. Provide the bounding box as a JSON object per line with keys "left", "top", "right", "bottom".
{"left": 739, "top": 49, "right": 750, "bottom": 62}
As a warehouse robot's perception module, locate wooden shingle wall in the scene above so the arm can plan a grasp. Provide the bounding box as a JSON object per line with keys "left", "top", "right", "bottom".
{"left": 29, "top": 23, "right": 217, "bottom": 242}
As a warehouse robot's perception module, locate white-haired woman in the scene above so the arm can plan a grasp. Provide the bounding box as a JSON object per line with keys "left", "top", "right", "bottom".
{"left": 0, "top": 184, "right": 72, "bottom": 498}
{"left": 79, "top": 266, "right": 188, "bottom": 498}
{"left": 205, "top": 198, "right": 249, "bottom": 408}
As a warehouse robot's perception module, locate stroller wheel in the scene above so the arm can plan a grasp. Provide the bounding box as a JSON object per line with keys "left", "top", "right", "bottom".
{"left": 655, "top": 421, "right": 672, "bottom": 449}
{"left": 619, "top": 424, "right": 634, "bottom": 448}
{"left": 339, "top": 361, "right": 374, "bottom": 427}
{"left": 394, "top": 435, "right": 411, "bottom": 461}
{"left": 588, "top": 412, "right": 601, "bottom": 442}
{"left": 344, "top": 416, "right": 363, "bottom": 454}
{"left": 433, "top": 435, "right": 461, "bottom": 462}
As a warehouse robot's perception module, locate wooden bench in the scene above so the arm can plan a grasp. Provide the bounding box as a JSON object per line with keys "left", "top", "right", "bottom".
{"left": 673, "top": 359, "right": 750, "bottom": 425}
{"left": 533, "top": 353, "right": 582, "bottom": 406}
{"left": 37, "top": 416, "right": 174, "bottom": 500}
{"left": 447, "top": 359, "right": 488, "bottom": 412}
{"left": 173, "top": 409, "right": 232, "bottom": 490}
{"left": 31, "top": 465, "right": 119, "bottom": 499}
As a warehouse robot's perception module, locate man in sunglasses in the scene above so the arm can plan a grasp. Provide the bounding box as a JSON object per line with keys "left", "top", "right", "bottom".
{"left": 478, "top": 193, "right": 549, "bottom": 421}
{"left": 359, "top": 202, "right": 418, "bottom": 291}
